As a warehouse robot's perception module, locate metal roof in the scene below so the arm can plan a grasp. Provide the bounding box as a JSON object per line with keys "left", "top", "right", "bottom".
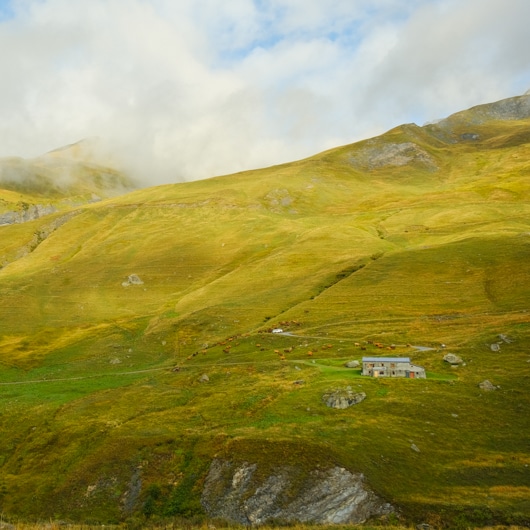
{"left": 362, "top": 357, "right": 410, "bottom": 363}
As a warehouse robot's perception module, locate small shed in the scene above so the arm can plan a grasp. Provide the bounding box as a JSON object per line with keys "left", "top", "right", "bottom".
{"left": 362, "top": 356, "right": 426, "bottom": 378}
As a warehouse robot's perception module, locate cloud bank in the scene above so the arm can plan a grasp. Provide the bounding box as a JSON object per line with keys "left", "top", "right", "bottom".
{"left": 1, "top": 0, "right": 530, "bottom": 184}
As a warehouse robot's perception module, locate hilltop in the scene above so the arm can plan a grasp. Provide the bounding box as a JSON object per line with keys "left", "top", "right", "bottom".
{"left": 0, "top": 95, "right": 529, "bottom": 528}
{"left": 0, "top": 138, "right": 136, "bottom": 225}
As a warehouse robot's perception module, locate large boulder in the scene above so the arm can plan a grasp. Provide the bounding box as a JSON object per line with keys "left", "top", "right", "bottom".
{"left": 345, "top": 360, "right": 360, "bottom": 368}
{"left": 479, "top": 380, "right": 497, "bottom": 391}
{"left": 443, "top": 353, "right": 463, "bottom": 365}
{"left": 122, "top": 274, "right": 144, "bottom": 287}
{"left": 323, "top": 388, "right": 366, "bottom": 409}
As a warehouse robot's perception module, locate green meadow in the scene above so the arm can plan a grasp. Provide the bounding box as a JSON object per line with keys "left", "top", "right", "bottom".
{"left": 0, "top": 97, "right": 529, "bottom": 528}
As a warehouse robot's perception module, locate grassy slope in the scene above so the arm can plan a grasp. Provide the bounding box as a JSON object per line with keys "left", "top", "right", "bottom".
{"left": 0, "top": 99, "right": 529, "bottom": 526}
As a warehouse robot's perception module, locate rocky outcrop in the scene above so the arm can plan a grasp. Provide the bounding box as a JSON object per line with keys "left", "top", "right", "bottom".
{"left": 352, "top": 141, "right": 438, "bottom": 171}
{"left": 201, "top": 459, "right": 393, "bottom": 525}
{"left": 323, "top": 387, "right": 366, "bottom": 409}
{"left": 0, "top": 203, "right": 57, "bottom": 225}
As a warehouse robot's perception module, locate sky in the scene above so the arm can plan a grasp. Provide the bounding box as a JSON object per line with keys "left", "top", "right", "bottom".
{"left": 0, "top": 0, "right": 530, "bottom": 184}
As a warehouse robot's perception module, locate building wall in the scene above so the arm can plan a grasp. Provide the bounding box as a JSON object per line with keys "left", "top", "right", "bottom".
{"left": 362, "top": 361, "right": 426, "bottom": 378}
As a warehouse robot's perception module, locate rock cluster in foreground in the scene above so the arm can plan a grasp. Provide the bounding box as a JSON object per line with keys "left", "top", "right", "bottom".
{"left": 201, "top": 459, "right": 393, "bottom": 525}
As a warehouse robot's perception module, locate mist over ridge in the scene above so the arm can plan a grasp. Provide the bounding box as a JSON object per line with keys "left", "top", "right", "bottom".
{"left": 1, "top": 0, "right": 530, "bottom": 185}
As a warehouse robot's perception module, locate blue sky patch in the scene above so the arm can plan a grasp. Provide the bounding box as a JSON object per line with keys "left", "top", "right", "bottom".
{"left": 0, "top": 0, "right": 14, "bottom": 21}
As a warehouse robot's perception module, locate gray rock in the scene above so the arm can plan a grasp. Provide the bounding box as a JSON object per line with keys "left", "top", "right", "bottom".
{"left": 498, "top": 334, "right": 514, "bottom": 343}
{"left": 199, "top": 374, "right": 210, "bottom": 383}
{"left": 201, "top": 459, "right": 394, "bottom": 525}
{"left": 323, "top": 389, "right": 366, "bottom": 409}
{"left": 122, "top": 274, "right": 144, "bottom": 287}
{"left": 479, "top": 380, "right": 497, "bottom": 391}
{"left": 410, "top": 444, "right": 420, "bottom": 453}
{"left": 460, "top": 133, "right": 480, "bottom": 141}
{"left": 0, "top": 204, "right": 57, "bottom": 225}
{"left": 352, "top": 142, "right": 439, "bottom": 171}
{"left": 443, "top": 353, "right": 463, "bottom": 365}
{"left": 490, "top": 343, "right": 501, "bottom": 352}
{"left": 345, "top": 360, "right": 360, "bottom": 368}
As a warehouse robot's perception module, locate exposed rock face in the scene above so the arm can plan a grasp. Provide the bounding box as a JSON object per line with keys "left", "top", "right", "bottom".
{"left": 323, "top": 388, "right": 366, "bottom": 409}
{"left": 201, "top": 459, "right": 394, "bottom": 525}
{"left": 0, "top": 204, "right": 57, "bottom": 225}
{"left": 443, "top": 353, "right": 463, "bottom": 365}
{"left": 352, "top": 142, "right": 438, "bottom": 171}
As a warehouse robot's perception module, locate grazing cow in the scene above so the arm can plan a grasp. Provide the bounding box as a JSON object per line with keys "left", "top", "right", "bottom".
{"left": 354, "top": 342, "right": 360, "bottom": 347}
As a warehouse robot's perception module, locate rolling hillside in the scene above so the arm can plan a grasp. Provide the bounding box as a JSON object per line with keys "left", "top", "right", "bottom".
{"left": 0, "top": 95, "right": 529, "bottom": 527}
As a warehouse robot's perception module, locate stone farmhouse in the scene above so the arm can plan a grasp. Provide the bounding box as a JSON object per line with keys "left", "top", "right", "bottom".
{"left": 362, "top": 356, "right": 426, "bottom": 378}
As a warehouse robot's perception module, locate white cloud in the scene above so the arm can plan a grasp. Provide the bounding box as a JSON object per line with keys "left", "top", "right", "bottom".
{"left": 0, "top": 0, "right": 529, "bottom": 184}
